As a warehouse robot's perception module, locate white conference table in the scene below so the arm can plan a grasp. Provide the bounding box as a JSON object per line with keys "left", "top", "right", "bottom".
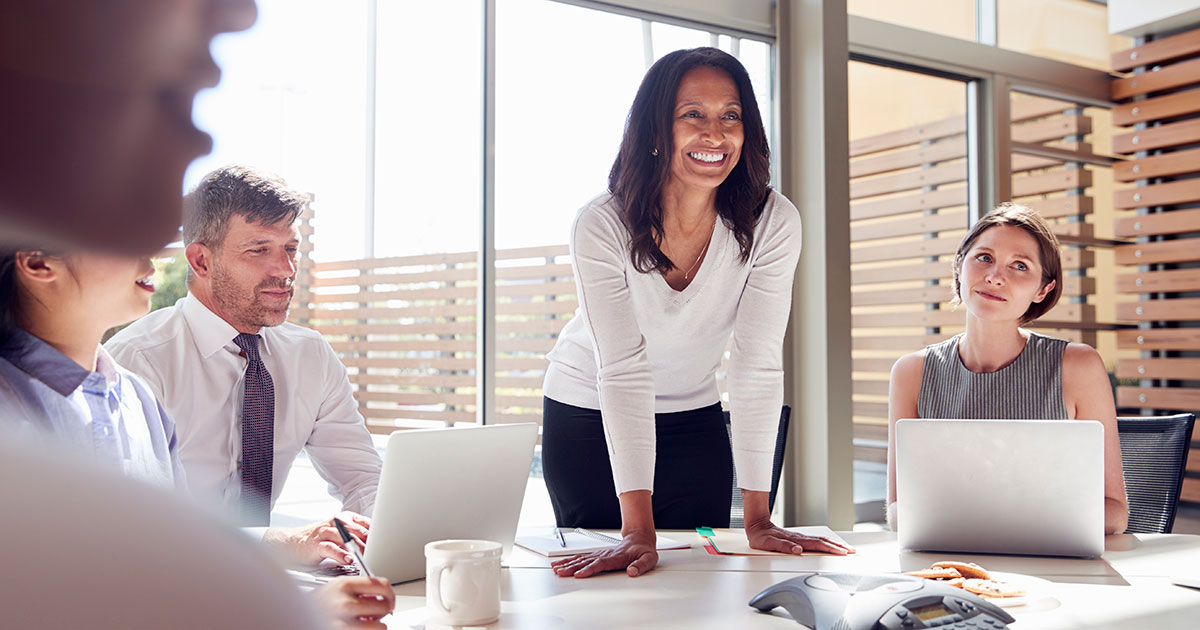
{"left": 382, "top": 531, "right": 1200, "bottom": 629}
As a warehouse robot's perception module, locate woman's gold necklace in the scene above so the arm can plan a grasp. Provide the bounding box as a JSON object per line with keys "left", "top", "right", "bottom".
{"left": 668, "top": 216, "right": 717, "bottom": 281}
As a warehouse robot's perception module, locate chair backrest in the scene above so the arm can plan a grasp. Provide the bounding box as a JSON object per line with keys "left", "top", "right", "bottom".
{"left": 724, "top": 405, "right": 791, "bottom": 529}
{"left": 1116, "top": 413, "right": 1195, "bottom": 534}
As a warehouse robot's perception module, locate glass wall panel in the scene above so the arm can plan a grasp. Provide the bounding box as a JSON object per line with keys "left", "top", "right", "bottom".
{"left": 998, "top": 0, "right": 1132, "bottom": 71}
{"left": 847, "top": 61, "right": 969, "bottom": 521}
{"left": 848, "top": 0, "right": 976, "bottom": 42}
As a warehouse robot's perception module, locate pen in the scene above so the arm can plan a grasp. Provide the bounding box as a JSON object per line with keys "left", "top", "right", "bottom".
{"left": 333, "top": 517, "right": 374, "bottom": 578}
{"left": 555, "top": 526, "right": 567, "bottom": 547}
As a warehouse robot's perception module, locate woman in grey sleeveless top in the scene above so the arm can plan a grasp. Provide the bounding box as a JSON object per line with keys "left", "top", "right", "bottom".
{"left": 885, "top": 204, "right": 1128, "bottom": 535}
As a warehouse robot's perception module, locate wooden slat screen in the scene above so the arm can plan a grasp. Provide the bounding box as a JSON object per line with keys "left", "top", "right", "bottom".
{"left": 849, "top": 94, "right": 1110, "bottom": 465}
{"left": 1112, "top": 29, "right": 1200, "bottom": 508}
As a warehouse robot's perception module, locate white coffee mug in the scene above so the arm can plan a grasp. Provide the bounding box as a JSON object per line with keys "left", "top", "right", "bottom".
{"left": 425, "top": 539, "right": 502, "bottom": 626}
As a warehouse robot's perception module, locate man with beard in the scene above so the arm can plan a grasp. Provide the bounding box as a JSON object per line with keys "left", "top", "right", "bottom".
{"left": 107, "top": 165, "right": 382, "bottom": 568}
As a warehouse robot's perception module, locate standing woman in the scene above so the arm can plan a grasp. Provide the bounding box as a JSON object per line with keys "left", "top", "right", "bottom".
{"left": 886, "top": 204, "right": 1128, "bottom": 534}
{"left": 541, "top": 47, "right": 853, "bottom": 579}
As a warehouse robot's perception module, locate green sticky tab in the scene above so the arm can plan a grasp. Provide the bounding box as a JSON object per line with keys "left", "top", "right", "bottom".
{"left": 696, "top": 526, "right": 715, "bottom": 537}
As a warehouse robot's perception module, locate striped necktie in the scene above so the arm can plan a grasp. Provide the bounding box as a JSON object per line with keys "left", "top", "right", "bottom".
{"left": 234, "top": 333, "right": 274, "bottom": 526}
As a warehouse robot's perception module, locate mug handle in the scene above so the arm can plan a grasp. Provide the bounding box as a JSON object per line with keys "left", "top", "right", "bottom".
{"left": 429, "top": 563, "right": 454, "bottom": 615}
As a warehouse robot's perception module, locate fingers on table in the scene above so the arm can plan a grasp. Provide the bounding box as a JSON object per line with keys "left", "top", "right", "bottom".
{"left": 789, "top": 534, "right": 854, "bottom": 555}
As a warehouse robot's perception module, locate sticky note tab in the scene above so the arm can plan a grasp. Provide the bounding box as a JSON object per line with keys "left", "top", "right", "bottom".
{"left": 696, "top": 526, "right": 715, "bottom": 537}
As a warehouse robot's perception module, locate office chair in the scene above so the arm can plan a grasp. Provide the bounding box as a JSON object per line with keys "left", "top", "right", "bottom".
{"left": 1117, "top": 413, "right": 1195, "bottom": 534}
{"left": 725, "top": 405, "right": 791, "bottom": 528}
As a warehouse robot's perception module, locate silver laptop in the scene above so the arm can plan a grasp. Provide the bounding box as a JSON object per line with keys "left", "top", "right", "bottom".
{"left": 896, "top": 418, "right": 1105, "bottom": 558}
{"left": 363, "top": 423, "right": 538, "bottom": 583}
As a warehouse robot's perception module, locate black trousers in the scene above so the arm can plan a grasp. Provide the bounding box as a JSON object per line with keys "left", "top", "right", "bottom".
{"left": 541, "top": 397, "right": 733, "bottom": 529}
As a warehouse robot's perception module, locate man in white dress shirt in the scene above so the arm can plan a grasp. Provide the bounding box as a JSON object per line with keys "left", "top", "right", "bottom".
{"left": 107, "top": 165, "right": 383, "bottom": 566}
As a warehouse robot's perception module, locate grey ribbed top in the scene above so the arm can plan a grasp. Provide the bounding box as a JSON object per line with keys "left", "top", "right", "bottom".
{"left": 916, "top": 332, "right": 1069, "bottom": 419}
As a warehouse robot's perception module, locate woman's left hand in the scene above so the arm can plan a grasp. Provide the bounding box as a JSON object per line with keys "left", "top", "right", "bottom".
{"left": 745, "top": 519, "right": 856, "bottom": 556}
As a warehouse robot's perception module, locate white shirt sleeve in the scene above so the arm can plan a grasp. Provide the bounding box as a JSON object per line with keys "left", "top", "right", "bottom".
{"left": 303, "top": 342, "right": 383, "bottom": 516}
{"left": 569, "top": 204, "right": 657, "bottom": 495}
{"left": 727, "top": 196, "right": 802, "bottom": 492}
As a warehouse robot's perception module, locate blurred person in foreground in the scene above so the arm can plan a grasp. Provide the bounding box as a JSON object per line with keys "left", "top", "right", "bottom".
{"left": 0, "top": 1, "right": 392, "bottom": 627}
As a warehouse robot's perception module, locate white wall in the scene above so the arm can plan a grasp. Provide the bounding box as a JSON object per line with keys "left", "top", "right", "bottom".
{"left": 561, "top": 0, "right": 775, "bottom": 37}
{"left": 1110, "top": 0, "right": 1200, "bottom": 37}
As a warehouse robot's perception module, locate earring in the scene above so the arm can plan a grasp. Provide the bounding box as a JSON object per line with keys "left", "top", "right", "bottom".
{"left": 651, "top": 147, "right": 659, "bottom": 156}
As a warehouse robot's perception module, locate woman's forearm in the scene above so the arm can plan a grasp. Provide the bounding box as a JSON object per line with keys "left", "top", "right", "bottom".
{"left": 618, "top": 489, "right": 656, "bottom": 538}
{"left": 741, "top": 489, "right": 771, "bottom": 528}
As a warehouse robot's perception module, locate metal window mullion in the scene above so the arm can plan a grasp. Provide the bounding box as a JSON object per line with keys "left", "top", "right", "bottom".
{"left": 967, "top": 74, "right": 1010, "bottom": 225}
{"left": 478, "top": 0, "right": 497, "bottom": 425}
{"left": 976, "top": 0, "right": 997, "bottom": 46}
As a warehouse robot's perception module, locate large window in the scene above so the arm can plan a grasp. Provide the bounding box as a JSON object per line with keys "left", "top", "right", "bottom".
{"left": 187, "top": 0, "right": 776, "bottom": 528}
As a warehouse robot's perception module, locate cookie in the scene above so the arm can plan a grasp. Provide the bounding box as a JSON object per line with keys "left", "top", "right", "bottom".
{"left": 943, "top": 577, "right": 966, "bottom": 589}
{"left": 904, "top": 567, "right": 961, "bottom": 580}
{"left": 961, "top": 579, "right": 1025, "bottom": 598}
{"left": 931, "top": 561, "right": 991, "bottom": 580}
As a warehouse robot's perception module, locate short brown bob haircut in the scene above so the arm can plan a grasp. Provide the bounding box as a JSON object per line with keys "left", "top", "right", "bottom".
{"left": 951, "top": 202, "right": 1063, "bottom": 325}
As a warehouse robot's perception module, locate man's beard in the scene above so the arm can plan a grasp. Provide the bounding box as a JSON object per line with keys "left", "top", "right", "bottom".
{"left": 210, "top": 265, "right": 292, "bottom": 329}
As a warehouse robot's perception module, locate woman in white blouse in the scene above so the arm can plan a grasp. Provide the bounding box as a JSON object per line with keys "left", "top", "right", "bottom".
{"left": 541, "top": 47, "right": 853, "bottom": 579}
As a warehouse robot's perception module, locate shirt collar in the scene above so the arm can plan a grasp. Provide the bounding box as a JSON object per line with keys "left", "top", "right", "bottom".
{"left": 0, "top": 328, "right": 106, "bottom": 397}
{"left": 181, "top": 294, "right": 274, "bottom": 358}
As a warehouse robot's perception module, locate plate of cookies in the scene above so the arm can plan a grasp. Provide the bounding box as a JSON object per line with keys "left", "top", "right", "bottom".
{"left": 903, "top": 561, "right": 1051, "bottom": 608}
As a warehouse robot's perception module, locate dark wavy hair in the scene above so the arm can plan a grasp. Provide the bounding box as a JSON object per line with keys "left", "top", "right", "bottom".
{"left": 609, "top": 47, "right": 771, "bottom": 273}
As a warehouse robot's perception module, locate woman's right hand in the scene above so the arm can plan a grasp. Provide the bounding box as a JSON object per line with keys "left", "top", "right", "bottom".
{"left": 550, "top": 529, "right": 659, "bottom": 578}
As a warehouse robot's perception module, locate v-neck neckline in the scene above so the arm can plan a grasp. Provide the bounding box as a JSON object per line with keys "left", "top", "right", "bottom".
{"left": 657, "top": 218, "right": 727, "bottom": 301}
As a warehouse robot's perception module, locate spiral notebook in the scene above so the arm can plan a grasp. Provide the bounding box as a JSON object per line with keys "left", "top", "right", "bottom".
{"left": 515, "top": 528, "right": 690, "bottom": 557}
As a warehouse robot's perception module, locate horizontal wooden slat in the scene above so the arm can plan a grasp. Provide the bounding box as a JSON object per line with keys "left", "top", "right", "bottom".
{"left": 852, "top": 308, "right": 965, "bottom": 328}
{"left": 1112, "top": 29, "right": 1200, "bottom": 72}
{"left": 850, "top": 161, "right": 965, "bottom": 200}
{"left": 850, "top": 209, "right": 966, "bottom": 242}
{"left": 1183, "top": 477, "right": 1200, "bottom": 504}
{"left": 1114, "top": 118, "right": 1200, "bottom": 154}
{"left": 1010, "top": 95, "right": 1078, "bottom": 121}
{"left": 306, "top": 304, "right": 475, "bottom": 319}
{"left": 853, "top": 358, "right": 898, "bottom": 374}
{"left": 854, "top": 422, "right": 889, "bottom": 442}
{"left": 1114, "top": 147, "right": 1200, "bottom": 183}
{"left": 497, "top": 264, "right": 574, "bottom": 280}
{"left": 852, "top": 285, "right": 955, "bottom": 307}
{"left": 853, "top": 379, "right": 892, "bottom": 396}
{"left": 1117, "top": 358, "right": 1200, "bottom": 380}
{"left": 1012, "top": 168, "right": 1092, "bottom": 197}
{"left": 1011, "top": 115, "right": 1091, "bottom": 144}
{"left": 1117, "top": 268, "right": 1200, "bottom": 294}
{"left": 1117, "top": 386, "right": 1200, "bottom": 410}
{"left": 1115, "top": 179, "right": 1200, "bottom": 210}
{"left": 1113, "top": 90, "right": 1200, "bottom": 126}
{"left": 1011, "top": 153, "right": 1064, "bottom": 173}
{"left": 315, "top": 251, "right": 477, "bottom": 273}
{"left": 493, "top": 376, "right": 546, "bottom": 389}
{"left": 1117, "top": 328, "right": 1200, "bottom": 350}
{"left": 850, "top": 116, "right": 965, "bottom": 157}
{"left": 498, "top": 338, "right": 558, "bottom": 353}
{"left": 352, "top": 374, "right": 476, "bottom": 387}
{"left": 849, "top": 136, "right": 966, "bottom": 178}
{"left": 854, "top": 445, "right": 887, "bottom": 464}
{"left": 355, "top": 391, "right": 476, "bottom": 406}
{"left": 330, "top": 340, "right": 476, "bottom": 353}
{"left": 343, "top": 356, "right": 475, "bottom": 370}
{"left": 498, "top": 300, "right": 577, "bottom": 316}
{"left": 1115, "top": 207, "right": 1200, "bottom": 238}
{"left": 852, "top": 334, "right": 950, "bottom": 350}
{"left": 312, "top": 286, "right": 476, "bottom": 303}
{"left": 500, "top": 281, "right": 576, "bottom": 298}
{"left": 1116, "top": 298, "right": 1200, "bottom": 321}
{"left": 852, "top": 261, "right": 952, "bottom": 285}
{"left": 1112, "top": 57, "right": 1200, "bottom": 99}
{"left": 311, "top": 267, "right": 476, "bottom": 288}
{"left": 496, "top": 245, "right": 570, "bottom": 260}
{"left": 850, "top": 187, "right": 967, "bottom": 221}
{"left": 1018, "top": 195, "right": 1093, "bottom": 219}
{"left": 1115, "top": 239, "right": 1200, "bottom": 265}
{"left": 361, "top": 408, "right": 476, "bottom": 423}
{"left": 851, "top": 235, "right": 960, "bottom": 264}
{"left": 853, "top": 401, "right": 888, "bottom": 417}
{"left": 317, "top": 322, "right": 475, "bottom": 336}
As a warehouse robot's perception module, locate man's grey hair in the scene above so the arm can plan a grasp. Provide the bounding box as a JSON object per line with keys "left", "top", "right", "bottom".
{"left": 183, "top": 165, "right": 306, "bottom": 248}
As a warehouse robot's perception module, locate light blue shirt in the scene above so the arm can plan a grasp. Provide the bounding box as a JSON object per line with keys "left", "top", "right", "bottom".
{"left": 0, "top": 328, "right": 185, "bottom": 490}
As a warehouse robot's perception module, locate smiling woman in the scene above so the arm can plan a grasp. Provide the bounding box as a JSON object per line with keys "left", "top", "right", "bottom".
{"left": 539, "top": 47, "right": 853, "bottom": 581}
